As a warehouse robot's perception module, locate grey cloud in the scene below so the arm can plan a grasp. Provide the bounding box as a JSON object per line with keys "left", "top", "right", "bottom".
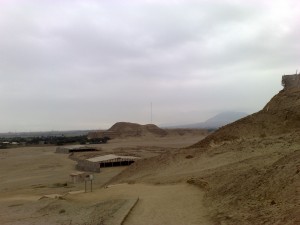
{"left": 0, "top": 0, "right": 299, "bottom": 131}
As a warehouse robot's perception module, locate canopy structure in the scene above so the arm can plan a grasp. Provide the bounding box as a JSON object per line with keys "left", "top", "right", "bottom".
{"left": 56, "top": 145, "right": 97, "bottom": 154}
{"left": 76, "top": 154, "right": 140, "bottom": 172}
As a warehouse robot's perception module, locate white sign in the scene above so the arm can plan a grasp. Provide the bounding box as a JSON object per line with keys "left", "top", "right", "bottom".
{"left": 85, "top": 174, "right": 94, "bottom": 181}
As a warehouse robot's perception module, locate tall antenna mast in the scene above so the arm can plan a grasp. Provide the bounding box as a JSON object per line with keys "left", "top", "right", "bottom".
{"left": 151, "top": 102, "right": 153, "bottom": 124}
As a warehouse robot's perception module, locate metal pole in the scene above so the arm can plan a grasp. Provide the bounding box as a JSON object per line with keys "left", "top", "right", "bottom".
{"left": 151, "top": 102, "right": 152, "bottom": 124}
{"left": 85, "top": 181, "right": 87, "bottom": 193}
{"left": 91, "top": 180, "right": 93, "bottom": 192}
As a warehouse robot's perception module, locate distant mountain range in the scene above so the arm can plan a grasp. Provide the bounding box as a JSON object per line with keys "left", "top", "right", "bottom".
{"left": 162, "top": 112, "right": 248, "bottom": 129}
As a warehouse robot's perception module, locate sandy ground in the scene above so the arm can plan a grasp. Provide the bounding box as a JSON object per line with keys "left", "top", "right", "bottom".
{"left": 93, "top": 134, "right": 207, "bottom": 158}
{"left": 107, "top": 88, "right": 300, "bottom": 225}
{"left": 0, "top": 133, "right": 210, "bottom": 225}
{"left": 121, "top": 184, "right": 210, "bottom": 225}
{"left": 2, "top": 88, "right": 299, "bottom": 225}
{"left": 111, "top": 134, "right": 300, "bottom": 224}
{"left": 0, "top": 183, "right": 211, "bottom": 225}
{"left": 68, "top": 183, "right": 211, "bottom": 225}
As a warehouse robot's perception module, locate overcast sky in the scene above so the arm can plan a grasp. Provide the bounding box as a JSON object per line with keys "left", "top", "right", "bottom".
{"left": 0, "top": 0, "right": 299, "bottom": 132}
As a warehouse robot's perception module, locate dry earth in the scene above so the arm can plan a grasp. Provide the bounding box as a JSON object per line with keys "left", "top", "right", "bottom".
{"left": 1, "top": 88, "right": 300, "bottom": 225}
{"left": 111, "top": 89, "right": 300, "bottom": 225}
{"left": 0, "top": 132, "right": 209, "bottom": 225}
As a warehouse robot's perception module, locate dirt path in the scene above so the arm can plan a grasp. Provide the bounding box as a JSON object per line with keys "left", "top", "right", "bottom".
{"left": 120, "top": 184, "right": 211, "bottom": 225}
{"left": 0, "top": 138, "right": 211, "bottom": 225}
{"left": 0, "top": 183, "right": 211, "bottom": 225}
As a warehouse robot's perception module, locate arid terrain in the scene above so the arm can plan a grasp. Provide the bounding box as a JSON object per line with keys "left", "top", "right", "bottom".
{"left": 0, "top": 130, "right": 210, "bottom": 225}
{"left": 1, "top": 88, "right": 300, "bottom": 225}
{"left": 111, "top": 88, "right": 300, "bottom": 225}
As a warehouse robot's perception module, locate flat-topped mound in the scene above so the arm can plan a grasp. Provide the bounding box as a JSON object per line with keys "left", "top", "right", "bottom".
{"left": 88, "top": 122, "right": 209, "bottom": 140}
{"left": 88, "top": 122, "right": 168, "bottom": 139}
{"left": 108, "top": 122, "right": 167, "bottom": 137}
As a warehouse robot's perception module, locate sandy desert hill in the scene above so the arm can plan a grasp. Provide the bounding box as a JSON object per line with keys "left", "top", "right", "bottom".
{"left": 111, "top": 86, "right": 300, "bottom": 224}
{"left": 190, "top": 88, "right": 300, "bottom": 148}
{"left": 88, "top": 122, "right": 209, "bottom": 139}
{"left": 108, "top": 122, "right": 168, "bottom": 137}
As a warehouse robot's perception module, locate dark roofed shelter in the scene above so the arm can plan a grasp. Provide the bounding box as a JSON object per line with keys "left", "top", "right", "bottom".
{"left": 56, "top": 145, "right": 97, "bottom": 154}
{"left": 76, "top": 154, "right": 140, "bottom": 172}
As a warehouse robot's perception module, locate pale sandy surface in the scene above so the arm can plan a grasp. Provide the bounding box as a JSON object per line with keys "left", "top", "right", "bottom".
{"left": 0, "top": 183, "right": 211, "bottom": 225}
{"left": 121, "top": 184, "right": 210, "bottom": 225}
{"left": 90, "top": 134, "right": 207, "bottom": 158}
{"left": 0, "top": 133, "right": 210, "bottom": 225}
{"left": 1, "top": 89, "right": 299, "bottom": 225}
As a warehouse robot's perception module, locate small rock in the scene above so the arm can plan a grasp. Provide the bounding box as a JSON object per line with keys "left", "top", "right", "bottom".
{"left": 270, "top": 200, "right": 276, "bottom": 205}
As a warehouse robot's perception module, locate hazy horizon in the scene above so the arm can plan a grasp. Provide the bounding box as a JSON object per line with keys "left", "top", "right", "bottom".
{"left": 0, "top": 110, "right": 248, "bottom": 133}
{"left": 0, "top": 0, "right": 299, "bottom": 132}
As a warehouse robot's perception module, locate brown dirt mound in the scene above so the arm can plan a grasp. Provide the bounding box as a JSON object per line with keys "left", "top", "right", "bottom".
{"left": 108, "top": 122, "right": 167, "bottom": 137}
{"left": 87, "top": 122, "right": 168, "bottom": 139}
{"left": 201, "top": 147, "right": 300, "bottom": 225}
{"left": 88, "top": 122, "right": 209, "bottom": 139}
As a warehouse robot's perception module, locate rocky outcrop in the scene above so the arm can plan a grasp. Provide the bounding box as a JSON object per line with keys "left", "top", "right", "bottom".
{"left": 282, "top": 74, "right": 300, "bottom": 90}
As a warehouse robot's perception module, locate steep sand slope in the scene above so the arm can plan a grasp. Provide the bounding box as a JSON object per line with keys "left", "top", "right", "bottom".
{"left": 189, "top": 89, "right": 300, "bottom": 149}
{"left": 111, "top": 89, "right": 300, "bottom": 225}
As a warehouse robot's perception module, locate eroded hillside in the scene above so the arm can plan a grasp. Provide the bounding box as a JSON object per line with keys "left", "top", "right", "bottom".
{"left": 110, "top": 88, "right": 300, "bottom": 225}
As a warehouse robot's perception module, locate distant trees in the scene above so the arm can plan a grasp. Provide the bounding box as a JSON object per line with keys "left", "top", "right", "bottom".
{"left": 0, "top": 135, "right": 84, "bottom": 146}
{"left": 88, "top": 137, "right": 110, "bottom": 144}
{"left": 0, "top": 135, "right": 110, "bottom": 147}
